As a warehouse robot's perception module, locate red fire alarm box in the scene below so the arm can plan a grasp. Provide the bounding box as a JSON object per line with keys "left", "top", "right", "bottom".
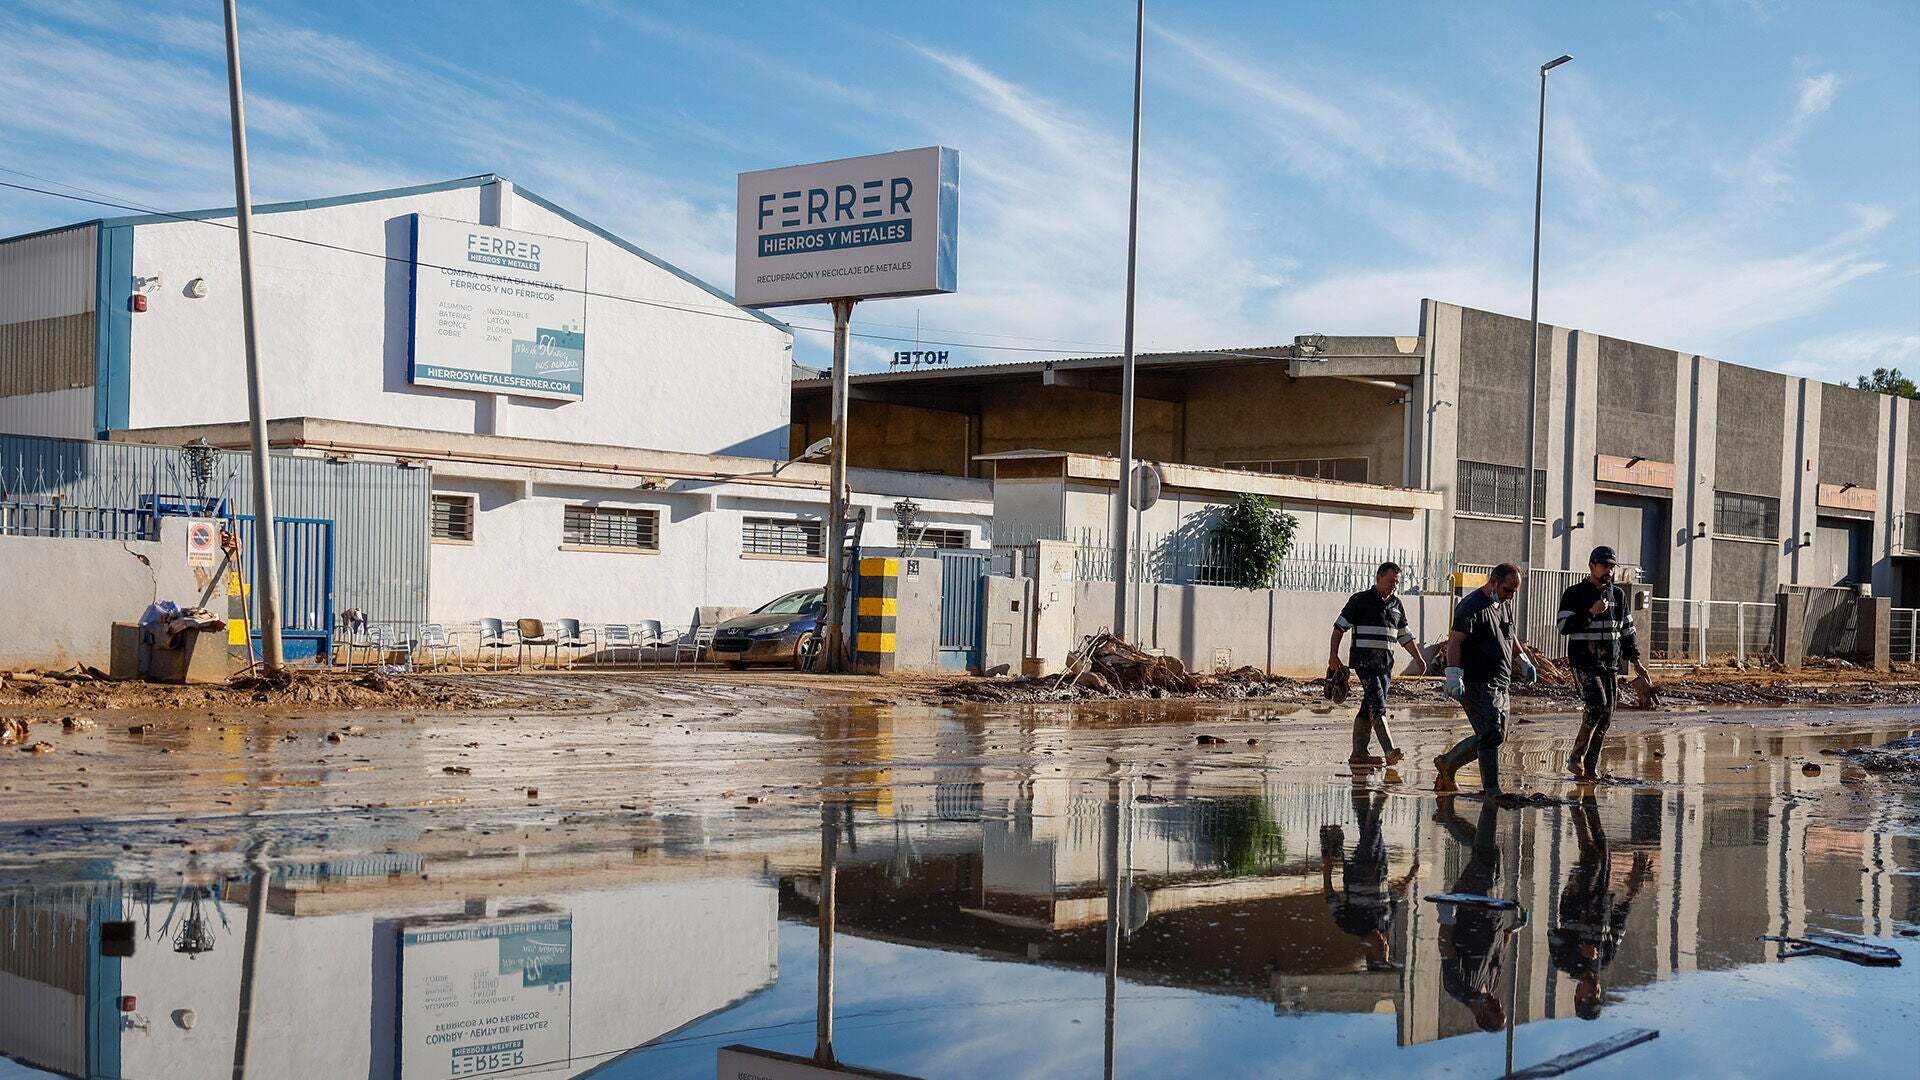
{"left": 131, "top": 294, "right": 147, "bottom": 312}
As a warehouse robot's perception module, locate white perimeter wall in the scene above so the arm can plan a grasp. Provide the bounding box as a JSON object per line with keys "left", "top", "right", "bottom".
{"left": 116, "top": 876, "right": 777, "bottom": 1078}
{"left": 123, "top": 181, "right": 792, "bottom": 457}
{"left": 1062, "top": 480, "right": 1427, "bottom": 551}
{"left": 1074, "top": 579, "right": 1449, "bottom": 676}
{"left": 0, "top": 517, "right": 222, "bottom": 670}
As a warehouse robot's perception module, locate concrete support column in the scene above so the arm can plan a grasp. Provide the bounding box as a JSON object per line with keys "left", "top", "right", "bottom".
{"left": 1785, "top": 379, "right": 1821, "bottom": 585}
{"left": 1565, "top": 331, "right": 1598, "bottom": 570}
{"left": 1676, "top": 355, "right": 1718, "bottom": 602}
{"left": 1542, "top": 326, "right": 1579, "bottom": 570}
{"left": 1874, "top": 395, "right": 1902, "bottom": 597}
{"left": 1855, "top": 595, "right": 1891, "bottom": 671}
{"left": 1420, "top": 300, "right": 1462, "bottom": 566}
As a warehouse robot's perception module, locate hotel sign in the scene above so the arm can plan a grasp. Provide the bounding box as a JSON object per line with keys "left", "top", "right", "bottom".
{"left": 735, "top": 147, "right": 958, "bottom": 308}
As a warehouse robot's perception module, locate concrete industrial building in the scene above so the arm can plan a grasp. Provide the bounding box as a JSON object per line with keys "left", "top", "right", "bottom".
{"left": 0, "top": 174, "right": 989, "bottom": 635}
{"left": 796, "top": 299, "right": 1920, "bottom": 609}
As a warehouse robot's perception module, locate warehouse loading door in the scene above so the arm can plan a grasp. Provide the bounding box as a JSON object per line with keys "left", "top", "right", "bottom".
{"left": 1812, "top": 516, "right": 1871, "bottom": 586}
{"left": 1592, "top": 492, "right": 1668, "bottom": 590}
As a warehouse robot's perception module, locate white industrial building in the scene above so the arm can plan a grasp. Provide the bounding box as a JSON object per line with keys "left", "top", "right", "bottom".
{"left": 0, "top": 174, "right": 990, "bottom": 638}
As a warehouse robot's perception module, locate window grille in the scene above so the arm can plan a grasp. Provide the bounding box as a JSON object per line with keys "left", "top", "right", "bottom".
{"left": 742, "top": 516, "right": 825, "bottom": 557}
{"left": 563, "top": 505, "right": 659, "bottom": 550}
{"left": 431, "top": 495, "right": 474, "bottom": 541}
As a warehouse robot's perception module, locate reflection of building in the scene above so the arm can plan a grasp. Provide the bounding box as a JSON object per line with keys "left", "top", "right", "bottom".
{"left": 0, "top": 863, "right": 778, "bottom": 1079}
{"left": 780, "top": 726, "right": 1917, "bottom": 1049}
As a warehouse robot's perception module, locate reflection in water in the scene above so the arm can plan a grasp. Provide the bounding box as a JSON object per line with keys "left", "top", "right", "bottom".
{"left": 0, "top": 722, "right": 1913, "bottom": 1078}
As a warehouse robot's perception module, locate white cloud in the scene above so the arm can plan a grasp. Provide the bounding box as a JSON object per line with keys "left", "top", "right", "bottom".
{"left": 1796, "top": 72, "right": 1840, "bottom": 119}
{"left": 1789, "top": 330, "right": 1920, "bottom": 381}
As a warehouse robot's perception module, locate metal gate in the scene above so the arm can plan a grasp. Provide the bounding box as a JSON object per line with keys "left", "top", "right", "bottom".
{"left": 176, "top": 510, "right": 336, "bottom": 663}
{"left": 1802, "top": 585, "right": 1858, "bottom": 658}
{"left": 937, "top": 549, "right": 1010, "bottom": 672}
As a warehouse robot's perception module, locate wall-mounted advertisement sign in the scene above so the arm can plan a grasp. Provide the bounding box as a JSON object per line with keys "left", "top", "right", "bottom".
{"left": 398, "top": 915, "right": 573, "bottom": 1079}
{"left": 735, "top": 146, "right": 958, "bottom": 308}
{"left": 409, "top": 215, "right": 589, "bottom": 400}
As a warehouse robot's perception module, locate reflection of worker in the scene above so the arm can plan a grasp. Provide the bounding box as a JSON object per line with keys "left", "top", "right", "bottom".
{"left": 1320, "top": 782, "right": 1420, "bottom": 969}
{"left": 1436, "top": 564, "right": 1536, "bottom": 795}
{"left": 1548, "top": 794, "right": 1653, "bottom": 1019}
{"left": 1434, "top": 798, "right": 1516, "bottom": 1032}
{"left": 1329, "top": 561, "right": 1428, "bottom": 767}
{"left": 1556, "top": 546, "right": 1649, "bottom": 781}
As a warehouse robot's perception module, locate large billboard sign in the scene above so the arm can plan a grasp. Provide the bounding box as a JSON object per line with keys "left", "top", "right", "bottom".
{"left": 734, "top": 146, "right": 958, "bottom": 308}
{"left": 399, "top": 915, "right": 573, "bottom": 1079}
{"left": 409, "top": 215, "right": 589, "bottom": 400}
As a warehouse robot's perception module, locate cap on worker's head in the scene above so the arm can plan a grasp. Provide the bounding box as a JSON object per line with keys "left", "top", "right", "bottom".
{"left": 1589, "top": 545, "right": 1619, "bottom": 566}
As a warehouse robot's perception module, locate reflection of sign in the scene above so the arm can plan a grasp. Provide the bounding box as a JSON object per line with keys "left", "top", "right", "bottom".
{"left": 717, "top": 1045, "right": 923, "bottom": 1079}
{"left": 735, "top": 147, "right": 959, "bottom": 308}
{"left": 400, "top": 916, "right": 572, "bottom": 1080}
{"left": 409, "top": 215, "right": 589, "bottom": 401}
{"left": 185, "top": 519, "right": 219, "bottom": 567}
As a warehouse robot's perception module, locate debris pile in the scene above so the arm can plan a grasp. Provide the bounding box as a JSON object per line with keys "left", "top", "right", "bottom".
{"left": 943, "top": 634, "right": 1305, "bottom": 703}
{"left": 0, "top": 666, "right": 511, "bottom": 711}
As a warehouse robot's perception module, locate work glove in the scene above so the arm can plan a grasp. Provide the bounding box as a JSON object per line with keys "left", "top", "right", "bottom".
{"left": 1517, "top": 655, "right": 1538, "bottom": 685}
{"left": 1443, "top": 667, "right": 1465, "bottom": 701}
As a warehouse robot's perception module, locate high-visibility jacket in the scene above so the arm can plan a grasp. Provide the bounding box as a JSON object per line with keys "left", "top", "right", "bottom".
{"left": 1335, "top": 588, "right": 1414, "bottom": 672}
{"left": 1555, "top": 579, "right": 1641, "bottom": 673}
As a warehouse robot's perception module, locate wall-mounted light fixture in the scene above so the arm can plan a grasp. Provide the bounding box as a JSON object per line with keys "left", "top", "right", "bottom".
{"left": 1568, "top": 511, "right": 1586, "bottom": 530}
{"left": 1801, "top": 531, "right": 1813, "bottom": 548}
{"left": 1626, "top": 456, "right": 1645, "bottom": 468}
{"left": 1694, "top": 521, "right": 1708, "bottom": 539}
{"left": 185, "top": 277, "right": 208, "bottom": 299}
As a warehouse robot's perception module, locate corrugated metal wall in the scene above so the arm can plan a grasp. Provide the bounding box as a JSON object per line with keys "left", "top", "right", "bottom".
{"left": 1, "top": 227, "right": 97, "bottom": 406}
{"left": 0, "top": 434, "right": 429, "bottom": 623}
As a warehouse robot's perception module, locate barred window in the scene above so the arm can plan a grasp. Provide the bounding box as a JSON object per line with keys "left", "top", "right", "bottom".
{"left": 431, "top": 494, "right": 474, "bottom": 542}
{"left": 563, "top": 505, "right": 659, "bottom": 550}
{"left": 742, "top": 516, "right": 825, "bottom": 558}
{"left": 1714, "top": 492, "right": 1779, "bottom": 540}
{"left": 1225, "top": 457, "right": 1369, "bottom": 483}
{"left": 1457, "top": 460, "right": 1547, "bottom": 519}
{"left": 909, "top": 527, "right": 972, "bottom": 550}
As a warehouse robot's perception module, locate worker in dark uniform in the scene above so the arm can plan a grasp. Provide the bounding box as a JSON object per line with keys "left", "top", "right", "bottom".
{"left": 1329, "top": 561, "right": 1428, "bottom": 767}
{"left": 1320, "top": 779, "right": 1421, "bottom": 969}
{"left": 1555, "top": 546, "right": 1650, "bottom": 781}
{"left": 1548, "top": 793, "right": 1655, "bottom": 1019}
{"left": 1436, "top": 563, "right": 1536, "bottom": 795}
{"left": 1435, "top": 797, "right": 1516, "bottom": 1033}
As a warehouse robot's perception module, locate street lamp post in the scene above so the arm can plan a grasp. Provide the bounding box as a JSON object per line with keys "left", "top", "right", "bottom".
{"left": 1111, "top": 0, "right": 1146, "bottom": 641}
{"left": 1521, "top": 53, "right": 1572, "bottom": 640}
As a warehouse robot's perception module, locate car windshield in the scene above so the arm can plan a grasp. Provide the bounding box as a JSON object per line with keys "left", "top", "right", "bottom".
{"left": 755, "top": 590, "right": 823, "bottom": 615}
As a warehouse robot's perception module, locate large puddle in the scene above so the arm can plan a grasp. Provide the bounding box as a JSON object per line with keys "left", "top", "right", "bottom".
{"left": 0, "top": 714, "right": 1914, "bottom": 1078}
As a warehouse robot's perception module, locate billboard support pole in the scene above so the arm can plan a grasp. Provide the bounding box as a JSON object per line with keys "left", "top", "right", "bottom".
{"left": 1110, "top": 0, "right": 1145, "bottom": 643}
{"left": 824, "top": 297, "right": 855, "bottom": 673}
{"left": 222, "top": 0, "right": 284, "bottom": 676}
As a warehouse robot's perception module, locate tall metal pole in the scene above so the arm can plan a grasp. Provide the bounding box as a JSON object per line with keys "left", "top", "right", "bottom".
{"left": 223, "top": 0, "right": 285, "bottom": 675}
{"left": 1521, "top": 54, "right": 1571, "bottom": 641}
{"left": 1110, "top": 0, "right": 1146, "bottom": 640}
{"left": 824, "top": 298, "right": 855, "bottom": 672}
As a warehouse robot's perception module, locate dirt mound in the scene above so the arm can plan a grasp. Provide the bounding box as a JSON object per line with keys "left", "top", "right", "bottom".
{"left": 0, "top": 666, "right": 513, "bottom": 712}
{"left": 942, "top": 634, "right": 1307, "bottom": 703}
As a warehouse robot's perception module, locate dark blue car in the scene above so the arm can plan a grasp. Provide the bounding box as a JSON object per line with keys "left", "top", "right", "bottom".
{"left": 710, "top": 588, "right": 826, "bottom": 669}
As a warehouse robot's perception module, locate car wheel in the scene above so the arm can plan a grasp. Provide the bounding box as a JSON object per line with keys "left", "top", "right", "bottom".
{"left": 792, "top": 632, "right": 816, "bottom": 671}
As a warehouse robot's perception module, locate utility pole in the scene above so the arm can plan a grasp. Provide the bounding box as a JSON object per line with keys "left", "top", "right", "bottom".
{"left": 222, "top": 0, "right": 285, "bottom": 675}
{"left": 1521, "top": 53, "right": 1572, "bottom": 640}
{"left": 1110, "top": 0, "right": 1146, "bottom": 640}
{"left": 823, "top": 298, "right": 855, "bottom": 672}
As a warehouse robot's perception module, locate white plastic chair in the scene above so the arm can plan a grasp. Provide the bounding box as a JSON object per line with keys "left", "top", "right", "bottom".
{"left": 601, "top": 623, "right": 636, "bottom": 665}
{"left": 675, "top": 625, "right": 716, "bottom": 666}
{"left": 415, "top": 623, "right": 460, "bottom": 670}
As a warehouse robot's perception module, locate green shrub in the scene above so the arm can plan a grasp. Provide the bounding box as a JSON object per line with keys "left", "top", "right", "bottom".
{"left": 1215, "top": 494, "right": 1298, "bottom": 590}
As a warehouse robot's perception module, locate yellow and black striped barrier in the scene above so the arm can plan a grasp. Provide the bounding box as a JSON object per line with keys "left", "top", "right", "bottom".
{"left": 854, "top": 557, "right": 899, "bottom": 672}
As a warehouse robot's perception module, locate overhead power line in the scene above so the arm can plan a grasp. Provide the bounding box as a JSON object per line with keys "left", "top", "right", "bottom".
{"left": 0, "top": 173, "right": 1136, "bottom": 357}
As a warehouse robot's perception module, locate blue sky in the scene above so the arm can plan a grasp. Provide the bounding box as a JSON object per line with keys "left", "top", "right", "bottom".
{"left": 1, "top": 0, "right": 1915, "bottom": 379}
